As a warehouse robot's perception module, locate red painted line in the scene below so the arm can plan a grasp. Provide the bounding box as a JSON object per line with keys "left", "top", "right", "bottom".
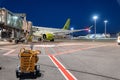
{"left": 54, "top": 45, "right": 107, "bottom": 56}
{"left": 49, "top": 55, "right": 77, "bottom": 80}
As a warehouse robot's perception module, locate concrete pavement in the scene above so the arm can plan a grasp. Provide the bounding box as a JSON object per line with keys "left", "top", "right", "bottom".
{"left": 0, "top": 40, "right": 120, "bottom": 80}
{"left": 0, "top": 41, "right": 15, "bottom": 46}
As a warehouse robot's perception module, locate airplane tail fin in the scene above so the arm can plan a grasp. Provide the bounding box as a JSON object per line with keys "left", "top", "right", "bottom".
{"left": 86, "top": 25, "right": 93, "bottom": 30}
{"left": 62, "top": 18, "right": 70, "bottom": 30}
{"left": 89, "top": 25, "right": 93, "bottom": 29}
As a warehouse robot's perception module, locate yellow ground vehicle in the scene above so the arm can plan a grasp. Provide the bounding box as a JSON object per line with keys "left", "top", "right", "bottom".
{"left": 16, "top": 48, "right": 41, "bottom": 79}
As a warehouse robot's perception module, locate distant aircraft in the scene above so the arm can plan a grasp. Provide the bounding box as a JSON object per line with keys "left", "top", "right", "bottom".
{"left": 32, "top": 18, "right": 92, "bottom": 41}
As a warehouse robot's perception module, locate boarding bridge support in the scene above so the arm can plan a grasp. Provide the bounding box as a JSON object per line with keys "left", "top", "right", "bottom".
{"left": 11, "top": 29, "right": 15, "bottom": 39}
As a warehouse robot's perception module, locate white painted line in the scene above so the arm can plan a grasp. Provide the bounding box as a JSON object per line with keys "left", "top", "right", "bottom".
{"left": 0, "top": 48, "right": 12, "bottom": 50}
{"left": 3, "top": 49, "right": 15, "bottom": 56}
{"left": 25, "top": 45, "right": 55, "bottom": 47}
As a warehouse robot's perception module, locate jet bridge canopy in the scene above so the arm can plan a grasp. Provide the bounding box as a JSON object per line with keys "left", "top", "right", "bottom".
{"left": 0, "top": 8, "right": 23, "bottom": 30}
{"left": 0, "top": 8, "right": 32, "bottom": 41}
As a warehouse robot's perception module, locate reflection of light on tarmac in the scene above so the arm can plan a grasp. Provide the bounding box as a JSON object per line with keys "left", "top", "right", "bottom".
{"left": 25, "top": 45, "right": 55, "bottom": 47}
{"left": 25, "top": 42, "right": 99, "bottom": 48}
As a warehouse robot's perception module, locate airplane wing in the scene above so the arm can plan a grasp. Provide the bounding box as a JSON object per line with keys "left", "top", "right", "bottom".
{"left": 52, "top": 28, "right": 89, "bottom": 34}
{"left": 33, "top": 26, "right": 92, "bottom": 36}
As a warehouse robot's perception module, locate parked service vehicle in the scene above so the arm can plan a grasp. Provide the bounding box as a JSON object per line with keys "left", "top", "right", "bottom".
{"left": 117, "top": 32, "right": 120, "bottom": 45}
{"left": 15, "top": 37, "right": 25, "bottom": 44}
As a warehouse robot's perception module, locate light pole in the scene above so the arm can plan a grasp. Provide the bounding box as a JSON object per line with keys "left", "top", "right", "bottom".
{"left": 93, "top": 16, "right": 98, "bottom": 39}
{"left": 104, "top": 20, "right": 108, "bottom": 38}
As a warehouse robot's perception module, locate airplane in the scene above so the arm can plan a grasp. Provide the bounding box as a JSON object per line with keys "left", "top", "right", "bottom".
{"left": 32, "top": 18, "right": 92, "bottom": 42}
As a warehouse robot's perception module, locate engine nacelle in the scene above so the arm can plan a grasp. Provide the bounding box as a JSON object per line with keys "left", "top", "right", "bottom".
{"left": 43, "top": 33, "right": 54, "bottom": 41}
{"left": 43, "top": 34, "right": 46, "bottom": 39}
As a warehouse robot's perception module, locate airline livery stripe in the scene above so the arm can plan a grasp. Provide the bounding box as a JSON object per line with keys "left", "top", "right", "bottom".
{"left": 49, "top": 55, "right": 77, "bottom": 80}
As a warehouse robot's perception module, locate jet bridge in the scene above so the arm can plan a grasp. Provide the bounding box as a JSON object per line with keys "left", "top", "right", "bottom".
{"left": 0, "top": 8, "right": 32, "bottom": 42}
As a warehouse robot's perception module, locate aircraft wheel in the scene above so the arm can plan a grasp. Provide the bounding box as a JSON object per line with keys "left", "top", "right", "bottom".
{"left": 38, "top": 38, "right": 42, "bottom": 41}
{"left": 50, "top": 39, "right": 54, "bottom": 42}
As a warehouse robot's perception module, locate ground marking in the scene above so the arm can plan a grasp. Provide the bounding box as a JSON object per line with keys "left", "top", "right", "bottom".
{"left": 49, "top": 55, "right": 77, "bottom": 80}
{"left": 54, "top": 44, "right": 109, "bottom": 56}
{"left": 3, "top": 49, "right": 15, "bottom": 56}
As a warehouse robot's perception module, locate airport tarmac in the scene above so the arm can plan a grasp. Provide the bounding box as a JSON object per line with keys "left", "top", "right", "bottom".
{"left": 0, "top": 40, "right": 120, "bottom": 80}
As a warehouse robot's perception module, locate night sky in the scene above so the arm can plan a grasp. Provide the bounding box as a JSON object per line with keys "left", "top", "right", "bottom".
{"left": 0, "top": 0, "right": 120, "bottom": 35}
